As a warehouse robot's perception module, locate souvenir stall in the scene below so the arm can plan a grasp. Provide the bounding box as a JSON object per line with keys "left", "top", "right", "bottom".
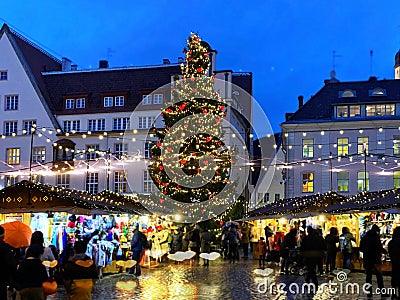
{"left": 324, "top": 188, "right": 400, "bottom": 272}
{"left": 246, "top": 191, "right": 346, "bottom": 259}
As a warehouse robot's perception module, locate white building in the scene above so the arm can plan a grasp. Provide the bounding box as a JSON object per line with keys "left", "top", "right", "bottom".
{"left": 0, "top": 24, "right": 253, "bottom": 202}
{"left": 281, "top": 49, "right": 400, "bottom": 198}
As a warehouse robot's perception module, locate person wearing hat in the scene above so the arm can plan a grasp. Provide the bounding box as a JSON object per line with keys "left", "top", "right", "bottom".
{"left": 0, "top": 225, "right": 17, "bottom": 300}
{"left": 15, "top": 244, "right": 49, "bottom": 300}
{"left": 360, "top": 224, "right": 387, "bottom": 296}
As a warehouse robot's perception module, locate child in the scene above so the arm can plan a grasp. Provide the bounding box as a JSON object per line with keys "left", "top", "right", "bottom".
{"left": 258, "top": 237, "right": 268, "bottom": 268}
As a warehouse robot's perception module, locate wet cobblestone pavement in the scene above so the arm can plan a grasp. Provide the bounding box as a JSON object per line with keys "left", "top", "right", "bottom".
{"left": 48, "top": 258, "right": 395, "bottom": 300}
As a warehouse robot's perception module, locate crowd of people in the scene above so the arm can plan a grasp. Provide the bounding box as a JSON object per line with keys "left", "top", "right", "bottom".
{"left": 256, "top": 223, "right": 400, "bottom": 297}
{"left": 0, "top": 225, "right": 99, "bottom": 300}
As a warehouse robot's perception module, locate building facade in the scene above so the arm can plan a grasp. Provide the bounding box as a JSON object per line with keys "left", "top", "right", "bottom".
{"left": 281, "top": 50, "right": 400, "bottom": 198}
{"left": 0, "top": 24, "right": 253, "bottom": 202}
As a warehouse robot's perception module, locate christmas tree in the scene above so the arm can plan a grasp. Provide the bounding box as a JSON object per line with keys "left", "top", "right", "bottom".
{"left": 149, "top": 32, "right": 233, "bottom": 204}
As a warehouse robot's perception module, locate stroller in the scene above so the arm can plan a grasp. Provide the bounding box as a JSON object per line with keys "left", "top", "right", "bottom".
{"left": 287, "top": 248, "right": 307, "bottom": 276}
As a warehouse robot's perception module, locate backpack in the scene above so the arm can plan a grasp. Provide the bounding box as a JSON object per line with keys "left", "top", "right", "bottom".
{"left": 139, "top": 232, "right": 151, "bottom": 249}
{"left": 339, "top": 236, "right": 348, "bottom": 251}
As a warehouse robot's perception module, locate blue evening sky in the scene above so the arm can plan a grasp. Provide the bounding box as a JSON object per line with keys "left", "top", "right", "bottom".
{"left": 1, "top": 1, "right": 399, "bottom": 136}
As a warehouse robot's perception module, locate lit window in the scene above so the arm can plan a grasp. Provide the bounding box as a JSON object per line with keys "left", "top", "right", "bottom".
{"left": 366, "top": 104, "right": 395, "bottom": 116}
{"left": 23, "top": 120, "right": 36, "bottom": 135}
{"left": 66, "top": 99, "right": 74, "bottom": 109}
{"left": 394, "top": 135, "right": 400, "bottom": 155}
{"left": 357, "top": 137, "right": 369, "bottom": 154}
{"left": 144, "top": 141, "right": 152, "bottom": 158}
{"left": 302, "top": 172, "right": 314, "bottom": 193}
{"left": 339, "top": 90, "right": 356, "bottom": 98}
{"left": 104, "top": 97, "right": 113, "bottom": 107}
{"left": 349, "top": 105, "right": 361, "bottom": 117}
{"left": 113, "top": 118, "right": 130, "bottom": 130}
{"left": 114, "top": 143, "right": 128, "bottom": 159}
{"left": 115, "top": 96, "right": 124, "bottom": 107}
{"left": 153, "top": 94, "right": 163, "bottom": 104}
{"left": 357, "top": 171, "right": 369, "bottom": 191}
{"left": 337, "top": 138, "right": 349, "bottom": 156}
{"left": 142, "top": 95, "right": 152, "bottom": 105}
{"left": 6, "top": 148, "right": 20, "bottom": 165}
{"left": 76, "top": 98, "right": 85, "bottom": 109}
{"left": 114, "top": 171, "right": 127, "bottom": 193}
{"left": 369, "top": 88, "right": 386, "bottom": 96}
{"left": 143, "top": 170, "right": 154, "bottom": 193}
{"left": 4, "top": 121, "right": 17, "bottom": 136}
{"left": 88, "top": 119, "right": 105, "bottom": 131}
{"left": 394, "top": 171, "right": 400, "bottom": 189}
{"left": 5, "top": 95, "right": 18, "bottom": 110}
{"left": 32, "top": 147, "right": 46, "bottom": 163}
{"left": 86, "top": 144, "right": 100, "bottom": 160}
{"left": 302, "top": 139, "right": 314, "bottom": 158}
{"left": 86, "top": 173, "right": 99, "bottom": 194}
{"left": 336, "top": 106, "right": 348, "bottom": 118}
{"left": 337, "top": 172, "right": 349, "bottom": 192}
{"left": 4, "top": 175, "right": 18, "bottom": 187}
{"left": 32, "top": 175, "right": 44, "bottom": 184}
{"left": 56, "top": 174, "right": 70, "bottom": 188}
{"left": 0, "top": 71, "right": 7, "bottom": 80}
{"left": 63, "top": 120, "right": 80, "bottom": 133}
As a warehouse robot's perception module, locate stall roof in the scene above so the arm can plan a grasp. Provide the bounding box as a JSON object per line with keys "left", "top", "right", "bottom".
{"left": 247, "top": 191, "right": 346, "bottom": 219}
{"left": 0, "top": 181, "right": 107, "bottom": 214}
{"left": 324, "top": 188, "right": 400, "bottom": 214}
{"left": 96, "top": 190, "right": 152, "bottom": 215}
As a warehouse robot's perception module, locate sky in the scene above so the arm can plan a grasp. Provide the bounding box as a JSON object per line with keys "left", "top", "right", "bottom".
{"left": 1, "top": 0, "right": 399, "bottom": 135}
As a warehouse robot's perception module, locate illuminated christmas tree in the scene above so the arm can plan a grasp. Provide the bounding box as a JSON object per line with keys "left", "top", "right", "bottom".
{"left": 149, "top": 32, "right": 232, "bottom": 204}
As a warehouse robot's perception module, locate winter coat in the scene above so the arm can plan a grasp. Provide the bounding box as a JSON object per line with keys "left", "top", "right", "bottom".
{"left": 388, "top": 237, "right": 400, "bottom": 265}
{"left": 280, "top": 231, "right": 297, "bottom": 258}
{"left": 240, "top": 224, "right": 250, "bottom": 244}
{"left": 360, "top": 230, "right": 386, "bottom": 268}
{"left": 200, "top": 231, "right": 213, "bottom": 253}
{"left": 0, "top": 240, "right": 17, "bottom": 287}
{"left": 300, "top": 232, "right": 326, "bottom": 258}
{"left": 182, "top": 232, "right": 190, "bottom": 251}
{"left": 15, "top": 258, "right": 48, "bottom": 290}
{"left": 227, "top": 228, "right": 240, "bottom": 245}
{"left": 258, "top": 241, "right": 268, "bottom": 255}
{"left": 339, "top": 232, "right": 356, "bottom": 253}
{"left": 189, "top": 228, "right": 201, "bottom": 248}
{"left": 325, "top": 233, "right": 339, "bottom": 254}
{"left": 63, "top": 253, "right": 98, "bottom": 300}
{"left": 130, "top": 229, "right": 143, "bottom": 252}
{"left": 171, "top": 233, "right": 183, "bottom": 253}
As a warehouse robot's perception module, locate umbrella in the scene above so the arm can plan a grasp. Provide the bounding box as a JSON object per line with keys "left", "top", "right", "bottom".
{"left": 2, "top": 221, "right": 32, "bottom": 248}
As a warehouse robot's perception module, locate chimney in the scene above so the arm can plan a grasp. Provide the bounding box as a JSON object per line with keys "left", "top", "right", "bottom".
{"left": 163, "top": 58, "right": 170, "bottom": 65}
{"left": 62, "top": 57, "right": 72, "bottom": 72}
{"left": 285, "top": 113, "right": 294, "bottom": 121}
{"left": 71, "top": 64, "right": 78, "bottom": 71}
{"left": 178, "top": 57, "right": 184, "bottom": 63}
{"left": 368, "top": 76, "right": 377, "bottom": 82}
{"left": 99, "top": 60, "right": 109, "bottom": 68}
{"left": 298, "top": 95, "right": 304, "bottom": 109}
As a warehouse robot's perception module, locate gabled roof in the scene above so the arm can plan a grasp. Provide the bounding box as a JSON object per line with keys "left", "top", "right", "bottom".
{"left": 42, "top": 64, "right": 181, "bottom": 114}
{"left": 0, "top": 23, "right": 62, "bottom": 129}
{"left": 282, "top": 79, "right": 400, "bottom": 124}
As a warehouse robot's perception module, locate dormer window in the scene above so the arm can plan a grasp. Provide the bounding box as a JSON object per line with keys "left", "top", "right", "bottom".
{"left": 369, "top": 87, "right": 387, "bottom": 96}
{"left": 339, "top": 90, "right": 356, "bottom": 98}
{"left": 64, "top": 96, "right": 87, "bottom": 109}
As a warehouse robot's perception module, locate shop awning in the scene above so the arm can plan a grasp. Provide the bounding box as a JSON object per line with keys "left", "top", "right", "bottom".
{"left": 0, "top": 181, "right": 108, "bottom": 214}
{"left": 96, "top": 190, "right": 152, "bottom": 215}
{"left": 247, "top": 191, "right": 346, "bottom": 219}
{"left": 324, "top": 188, "right": 400, "bottom": 214}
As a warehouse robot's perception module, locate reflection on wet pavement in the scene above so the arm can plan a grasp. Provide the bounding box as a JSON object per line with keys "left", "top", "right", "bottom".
{"left": 48, "top": 258, "right": 394, "bottom": 300}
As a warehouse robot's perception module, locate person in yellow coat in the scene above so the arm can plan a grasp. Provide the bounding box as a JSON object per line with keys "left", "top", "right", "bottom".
{"left": 63, "top": 241, "right": 99, "bottom": 300}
